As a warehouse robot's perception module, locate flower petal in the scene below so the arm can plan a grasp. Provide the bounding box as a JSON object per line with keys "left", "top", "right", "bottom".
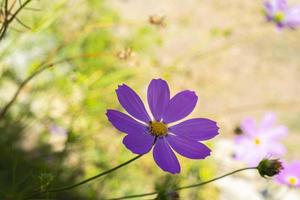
{"left": 276, "top": 161, "right": 300, "bottom": 187}
{"left": 234, "top": 139, "right": 266, "bottom": 167}
{"left": 167, "top": 134, "right": 211, "bottom": 159}
{"left": 285, "top": 7, "right": 300, "bottom": 28}
{"left": 241, "top": 117, "right": 257, "bottom": 136}
{"left": 260, "top": 112, "right": 276, "bottom": 129}
{"left": 106, "top": 109, "right": 147, "bottom": 134}
{"left": 116, "top": 84, "right": 151, "bottom": 123}
{"left": 163, "top": 90, "right": 198, "bottom": 124}
{"left": 169, "top": 118, "right": 219, "bottom": 141}
{"left": 265, "top": 125, "right": 288, "bottom": 140}
{"left": 123, "top": 132, "right": 154, "bottom": 154}
{"left": 153, "top": 138, "right": 180, "bottom": 174}
{"left": 271, "top": 0, "right": 287, "bottom": 11}
{"left": 288, "top": 161, "right": 300, "bottom": 175}
{"left": 265, "top": 142, "right": 286, "bottom": 156}
{"left": 275, "top": 0, "right": 287, "bottom": 10}
{"left": 147, "top": 79, "right": 170, "bottom": 121}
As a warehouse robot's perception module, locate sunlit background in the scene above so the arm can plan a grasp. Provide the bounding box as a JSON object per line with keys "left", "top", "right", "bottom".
{"left": 0, "top": 0, "right": 300, "bottom": 199}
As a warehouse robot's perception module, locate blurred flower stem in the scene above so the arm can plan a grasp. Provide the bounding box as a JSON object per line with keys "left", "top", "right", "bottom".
{"left": 105, "top": 167, "right": 257, "bottom": 200}
{"left": 0, "top": 52, "right": 106, "bottom": 120}
{"left": 33, "top": 154, "right": 143, "bottom": 195}
{"left": 0, "top": 0, "right": 33, "bottom": 41}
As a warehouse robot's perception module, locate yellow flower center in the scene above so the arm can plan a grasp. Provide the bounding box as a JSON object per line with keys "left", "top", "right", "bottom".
{"left": 149, "top": 121, "right": 168, "bottom": 137}
{"left": 254, "top": 138, "right": 261, "bottom": 145}
{"left": 288, "top": 176, "right": 298, "bottom": 186}
{"left": 274, "top": 11, "right": 285, "bottom": 23}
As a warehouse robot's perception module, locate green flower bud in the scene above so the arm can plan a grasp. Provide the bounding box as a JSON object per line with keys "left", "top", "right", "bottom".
{"left": 257, "top": 158, "right": 283, "bottom": 178}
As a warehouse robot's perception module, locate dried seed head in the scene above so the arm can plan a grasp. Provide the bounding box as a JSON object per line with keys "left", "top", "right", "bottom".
{"left": 116, "top": 47, "right": 132, "bottom": 60}
{"left": 149, "top": 15, "right": 166, "bottom": 27}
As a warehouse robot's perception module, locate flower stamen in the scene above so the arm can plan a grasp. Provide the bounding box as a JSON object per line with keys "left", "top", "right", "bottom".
{"left": 274, "top": 11, "right": 285, "bottom": 23}
{"left": 254, "top": 138, "right": 261, "bottom": 145}
{"left": 288, "top": 176, "right": 298, "bottom": 186}
{"left": 149, "top": 121, "right": 168, "bottom": 137}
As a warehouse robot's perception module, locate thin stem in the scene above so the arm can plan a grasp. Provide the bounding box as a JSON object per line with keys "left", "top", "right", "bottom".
{"left": 8, "top": 0, "right": 18, "bottom": 13}
{"left": 15, "top": 16, "right": 31, "bottom": 29}
{"left": 7, "top": 0, "right": 32, "bottom": 23}
{"left": 38, "top": 154, "right": 143, "bottom": 194}
{"left": 0, "top": 0, "right": 9, "bottom": 34}
{"left": 174, "top": 167, "right": 257, "bottom": 191}
{"left": 0, "top": 0, "right": 33, "bottom": 41}
{"left": 0, "top": 58, "right": 65, "bottom": 119}
{"left": 105, "top": 167, "right": 257, "bottom": 200}
{"left": 0, "top": 52, "right": 105, "bottom": 119}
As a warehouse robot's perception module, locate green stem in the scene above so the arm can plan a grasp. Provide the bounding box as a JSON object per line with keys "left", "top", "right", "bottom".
{"left": 105, "top": 167, "right": 257, "bottom": 200}
{"left": 0, "top": 54, "right": 90, "bottom": 119}
{"left": 39, "top": 154, "right": 143, "bottom": 193}
{"left": 0, "top": 0, "right": 33, "bottom": 41}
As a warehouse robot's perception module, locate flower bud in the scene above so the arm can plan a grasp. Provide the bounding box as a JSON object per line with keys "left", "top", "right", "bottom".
{"left": 234, "top": 126, "right": 243, "bottom": 135}
{"left": 149, "top": 14, "right": 166, "bottom": 27}
{"left": 257, "top": 158, "right": 283, "bottom": 177}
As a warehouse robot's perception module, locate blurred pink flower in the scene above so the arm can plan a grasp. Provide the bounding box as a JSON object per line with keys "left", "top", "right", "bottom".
{"left": 234, "top": 112, "right": 288, "bottom": 166}
{"left": 276, "top": 161, "right": 300, "bottom": 187}
{"left": 264, "top": 0, "right": 300, "bottom": 29}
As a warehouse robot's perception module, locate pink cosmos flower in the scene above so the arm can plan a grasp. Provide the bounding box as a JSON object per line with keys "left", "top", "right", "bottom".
{"left": 234, "top": 112, "right": 288, "bottom": 166}
{"left": 264, "top": 0, "right": 300, "bottom": 29}
{"left": 276, "top": 161, "right": 300, "bottom": 187}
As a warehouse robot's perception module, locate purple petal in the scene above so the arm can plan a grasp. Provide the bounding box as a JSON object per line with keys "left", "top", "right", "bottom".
{"left": 265, "top": 125, "right": 288, "bottom": 139}
{"left": 260, "top": 112, "right": 276, "bottom": 129}
{"left": 106, "top": 109, "right": 147, "bottom": 134}
{"left": 276, "top": 23, "right": 285, "bottom": 30}
{"left": 285, "top": 7, "right": 300, "bottom": 28}
{"left": 241, "top": 117, "right": 257, "bottom": 136}
{"left": 153, "top": 138, "right": 180, "bottom": 174}
{"left": 123, "top": 132, "right": 154, "bottom": 154}
{"left": 264, "top": 2, "right": 275, "bottom": 19}
{"left": 288, "top": 161, "right": 300, "bottom": 176}
{"left": 266, "top": 142, "right": 286, "bottom": 156}
{"left": 234, "top": 135, "right": 249, "bottom": 145}
{"left": 276, "top": 161, "right": 300, "bottom": 187}
{"left": 147, "top": 79, "right": 170, "bottom": 121}
{"left": 163, "top": 90, "right": 198, "bottom": 124}
{"left": 167, "top": 134, "right": 211, "bottom": 159}
{"left": 273, "top": 0, "right": 287, "bottom": 11}
{"left": 116, "top": 84, "right": 151, "bottom": 123}
{"left": 264, "top": 0, "right": 287, "bottom": 14}
{"left": 276, "top": 162, "right": 289, "bottom": 185}
{"left": 169, "top": 118, "right": 219, "bottom": 141}
{"left": 234, "top": 140, "right": 266, "bottom": 166}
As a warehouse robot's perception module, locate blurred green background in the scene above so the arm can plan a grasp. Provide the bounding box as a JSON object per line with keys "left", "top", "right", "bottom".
{"left": 0, "top": 0, "right": 300, "bottom": 199}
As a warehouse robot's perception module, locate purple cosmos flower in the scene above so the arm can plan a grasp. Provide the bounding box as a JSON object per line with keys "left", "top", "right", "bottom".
{"left": 106, "top": 79, "right": 219, "bottom": 174}
{"left": 234, "top": 112, "right": 287, "bottom": 167}
{"left": 264, "top": 0, "right": 300, "bottom": 29}
{"left": 276, "top": 161, "right": 300, "bottom": 187}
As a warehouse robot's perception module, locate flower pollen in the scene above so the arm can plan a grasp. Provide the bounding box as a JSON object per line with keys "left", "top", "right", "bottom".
{"left": 254, "top": 138, "right": 261, "bottom": 145}
{"left": 149, "top": 121, "right": 168, "bottom": 137}
{"left": 288, "top": 176, "right": 298, "bottom": 186}
{"left": 274, "top": 11, "right": 285, "bottom": 23}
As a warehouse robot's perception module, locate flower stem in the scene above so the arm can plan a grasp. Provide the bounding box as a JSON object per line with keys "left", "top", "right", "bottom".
{"left": 39, "top": 154, "right": 143, "bottom": 194}
{"left": 0, "top": 52, "right": 106, "bottom": 120}
{"left": 105, "top": 167, "right": 257, "bottom": 200}
{"left": 174, "top": 166, "right": 257, "bottom": 191}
